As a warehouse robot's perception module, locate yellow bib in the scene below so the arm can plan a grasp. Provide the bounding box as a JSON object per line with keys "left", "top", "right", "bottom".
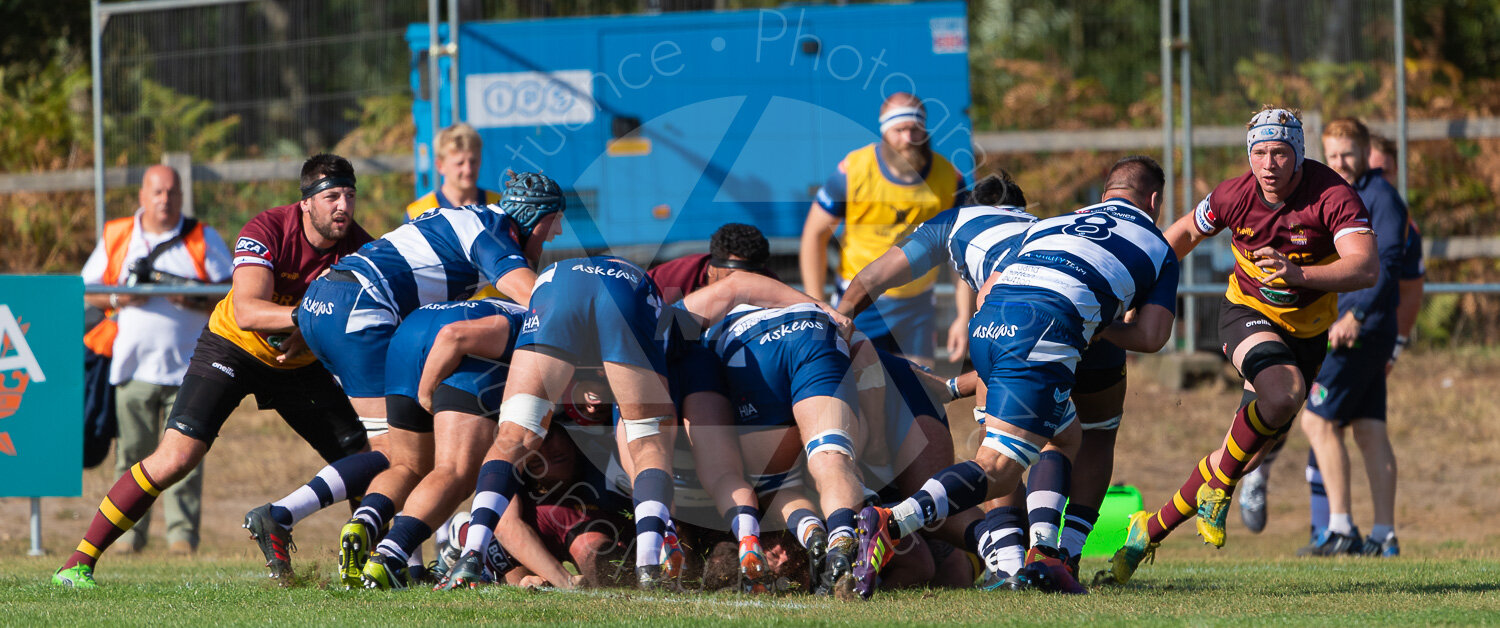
{"left": 838, "top": 144, "right": 959, "bottom": 298}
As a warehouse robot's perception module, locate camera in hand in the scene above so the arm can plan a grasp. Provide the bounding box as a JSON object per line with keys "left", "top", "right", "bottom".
{"left": 127, "top": 258, "right": 214, "bottom": 307}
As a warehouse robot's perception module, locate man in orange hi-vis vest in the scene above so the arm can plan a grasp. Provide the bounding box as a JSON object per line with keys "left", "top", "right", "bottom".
{"left": 79, "top": 164, "right": 233, "bottom": 556}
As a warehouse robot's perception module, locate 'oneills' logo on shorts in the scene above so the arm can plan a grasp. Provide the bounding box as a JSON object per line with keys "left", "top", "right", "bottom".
{"left": 0, "top": 305, "right": 47, "bottom": 457}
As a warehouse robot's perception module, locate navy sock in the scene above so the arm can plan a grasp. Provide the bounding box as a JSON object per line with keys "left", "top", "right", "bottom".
{"left": 1025, "top": 451, "right": 1071, "bottom": 548}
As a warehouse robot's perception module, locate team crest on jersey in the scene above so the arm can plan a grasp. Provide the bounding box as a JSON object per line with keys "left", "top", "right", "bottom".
{"left": 1290, "top": 229, "right": 1309, "bottom": 246}
{"left": 236, "top": 237, "right": 269, "bottom": 256}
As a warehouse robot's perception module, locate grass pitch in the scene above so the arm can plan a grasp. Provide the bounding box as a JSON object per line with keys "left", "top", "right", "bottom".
{"left": 3, "top": 553, "right": 1498, "bottom": 626}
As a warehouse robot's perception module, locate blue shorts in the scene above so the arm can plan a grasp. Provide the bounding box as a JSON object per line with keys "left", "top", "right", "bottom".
{"left": 876, "top": 348, "right": 947, "bottom": 447}
{"left": 1306, "top": 334, "right": 1396, "bottom": 424}
{"left": 721, "top": 315, "right": 853, "bottom": 433}
{"left": 968, "top": 300, "right": 1083, "bottom": 438}
{"left": 848, "top": 288, "right": 936, "bottom": 361}
{"left": 516, "top": 258, "right": 667, "bottom": 375}
{"left": 299, "top": 275, "right": 398, "bottom": 399}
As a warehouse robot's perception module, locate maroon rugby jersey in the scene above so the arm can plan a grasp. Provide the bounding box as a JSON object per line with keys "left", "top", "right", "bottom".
{"left": 207, "top": 203, "right": 373, "bottom": 368}
{"left": 648, "top": 253, "right": 781, "bottom": 305}
{"left": 1190, "top": 159, "right": 1371, "bottom": 337}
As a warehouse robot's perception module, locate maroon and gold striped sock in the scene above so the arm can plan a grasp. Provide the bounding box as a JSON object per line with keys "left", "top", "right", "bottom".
{"left": 1146, "top": 455, "right": 1213, "bottom": 541}
{"left": 61, "top": 463, "right": 162, "bottom": 570}
{"left": 1208, "top": 400, "right": 1279, "bottom": 489}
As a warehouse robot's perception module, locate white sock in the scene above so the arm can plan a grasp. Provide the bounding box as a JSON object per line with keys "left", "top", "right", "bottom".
{"left": 272, "top": 485, "right": 323, "bottom": 528}
{"left": 1328, "top": 513, "right": 1353, "bottom": 535}
{"left": 1369, "top": 524, "right": 1394, "bottom": 542}
{"left": 891, "top": 499, "right": 924, "bottom": 538}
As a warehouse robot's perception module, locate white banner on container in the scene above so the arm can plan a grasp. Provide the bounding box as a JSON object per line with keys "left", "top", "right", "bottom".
{"left": 466, "top": 70, "right": 596, "bottom": 128}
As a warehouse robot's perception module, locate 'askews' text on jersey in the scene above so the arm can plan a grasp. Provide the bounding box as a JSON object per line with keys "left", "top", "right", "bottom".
{"left": 704, "top": 303, "right": 842, "bottom": 367}
{"left": 899, "top": 205, "right": 1037, "bottom": 292}
{"left": 331, "top": 206, "right": 529, "bottom": 315}
{"left": 992, "top": 199, "right": 1178, "bottom": 340}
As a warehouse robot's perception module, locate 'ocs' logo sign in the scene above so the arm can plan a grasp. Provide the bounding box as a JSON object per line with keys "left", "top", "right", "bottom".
{"left": 0, "top": 304, "right": 46, "bottom": 457}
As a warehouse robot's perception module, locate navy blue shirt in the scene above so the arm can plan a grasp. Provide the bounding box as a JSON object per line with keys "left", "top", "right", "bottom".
{"left": 1339, "top": 169, "right": 1409, "bottom": 337}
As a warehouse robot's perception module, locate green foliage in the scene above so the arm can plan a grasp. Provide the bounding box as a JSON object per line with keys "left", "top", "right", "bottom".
{"left": 0, "top": 41, "right": 91, "bottom": 172}
{"left": 103, "top": 78, "right": 242, "bottom": 166}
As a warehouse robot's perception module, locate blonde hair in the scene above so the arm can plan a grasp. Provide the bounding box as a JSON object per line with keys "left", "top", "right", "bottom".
{"left": 435, "top": 122, "right": 482, "bottom": 161}
{"left": 1322, "top": 117, "right": 1371, "bottom": 154}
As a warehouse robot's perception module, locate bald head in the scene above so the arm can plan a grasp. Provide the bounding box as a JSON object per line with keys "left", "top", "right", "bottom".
{"left": 138, "top": 164, "right": 183, "bottom": 234}
{"left": 1101, "top": 155, "right": 1165, "bottom": 218}
{"left": 881, "top": 92, "right": 924, "bottom": 115}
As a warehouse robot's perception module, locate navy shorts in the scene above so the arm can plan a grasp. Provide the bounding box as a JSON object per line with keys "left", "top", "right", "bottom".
{"left": 298, "top": 273, "right": 398, "bottom": 399}
{"left": 1306, "top": 334, "right": 1397, "bottom": 424}
{"left": 968, "top": 300, "right": 1083, "bottom": 438}
{"left": 721, "top": 315, "right": 853, "bottom": 433}
{"left": 516, "top": 258, "right": 667, "bottom": 375}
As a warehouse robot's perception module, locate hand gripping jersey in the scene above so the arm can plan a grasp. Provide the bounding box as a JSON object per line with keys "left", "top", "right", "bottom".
{"left": 207, "top": 203, "right": 372, "bottom": 368}
{"left": 816, "top": 144, "right": 964, "bottom": 298}
{"left": 331, "top": 206, "right": 530, "bottom": 317}
{"left": 1190, "top": 160, "right": 1372, "bottom": 337}
{"left": 898, "top": 204, "right": 1038, "bottom": 292}
{"left": 991, "top": 198, "right": 1179, "bottom": 346}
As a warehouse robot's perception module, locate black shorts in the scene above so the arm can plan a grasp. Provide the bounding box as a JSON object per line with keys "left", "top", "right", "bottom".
{"left": 1217, "top": 298, "right": 1327, "bottom": 386}
{"left": 386, "top": 385, "right": 496, "bottom": 434}
{"left": 166, "top": 328, "right": 367, "bottom": 463}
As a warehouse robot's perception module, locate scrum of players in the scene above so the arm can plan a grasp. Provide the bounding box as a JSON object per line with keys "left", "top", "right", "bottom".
{"left": 56, "top": 104, "right": 1380, "bottom": 599}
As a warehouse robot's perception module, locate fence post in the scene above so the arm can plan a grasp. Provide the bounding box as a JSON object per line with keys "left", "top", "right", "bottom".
{"left": 163, "top": 152, "right": 194, "bottom": 218}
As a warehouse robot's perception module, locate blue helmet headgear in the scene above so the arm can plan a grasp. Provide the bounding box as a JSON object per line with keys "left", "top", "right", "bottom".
{"left": 497, "top": 171, "right": 565, "bottom": 243}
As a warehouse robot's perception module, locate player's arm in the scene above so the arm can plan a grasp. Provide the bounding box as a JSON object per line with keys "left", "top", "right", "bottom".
{"left": 799, "top": 205, "right": 841, "bottom": 302}
{"left": 838, "top": 248, "right": 913, "bottom": 321}
{"left": 1163, "top": 212, "right": 1212, "bottom": 261}
{"left": 1255, "top": 231, "right": 1377, "bottom": 293}
{"left": 230, "top": 265, "right": 297, "bottom": 332}
{"left": 1096, "top": 304, "right": 1174, "bottom": 353}
{"left": 492, "top": 267, "right": 538, "bottom": 308}
{"left": 495, "top": 497, "right": 581, "bottom": 589}
{"left": 417, "top": 315, "right": 513, "bottom": 411}
{"left": 947, "top": 282, "right": 977, "bottom": 363}
{"left": 679, "top": 271, "right": 851, "bottom": 330}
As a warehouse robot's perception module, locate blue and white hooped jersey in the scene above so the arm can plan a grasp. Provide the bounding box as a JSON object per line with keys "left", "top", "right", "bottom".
{"left": 332, "top": 206, "right": 530, "bottom": 316}
{"left": 704, "top": 302, "right": 845, "bottom": 367}
{"left": 991, "top": 199, "right": 1179, "bottom": 340}
{"left": 898, "top": 205, "right": 1037, "bottom": 292}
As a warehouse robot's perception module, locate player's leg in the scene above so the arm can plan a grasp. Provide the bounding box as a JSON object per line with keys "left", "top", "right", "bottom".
{"left": 348, "top": 393, "right": 437, "bottom": 589}
{"left": 54, "top": 362, "right": 242, "bottom": 588}
{"left": 439, "top": 349, "right": 570, "bottom": 590}
{"left": 1059, "top": 360, "right": 1126, "bottom": 565}
{"left": 1351, "top": 418, "right": 1398, "bottom": 555}
{"left": 1299, "top": 410, "right": 1360, "bottom": 555}
{"left": 603, "top": 360, "right": 680, "bottom": 587}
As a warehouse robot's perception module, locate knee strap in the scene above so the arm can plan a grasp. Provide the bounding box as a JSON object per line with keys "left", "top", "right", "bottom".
{"left": 1240, "top": 341, "right": 1297, "bottom": 384}
{"left": 623, "top": 415, "right": 670, "bottom": 442}
{"left": 1080, "top": 413, "right": 1122, "bottom": 431}
{"left": 358, "top": 416, "right": 389, "bottom": 439}
{"left": 498, "top": 394, "right": 551, "bottom": 439}
{"left": 804, "top": 429, "right": 854, "bottom": 459}
{"left": 981, "top": 429, "right": 1042, "bottom": 468}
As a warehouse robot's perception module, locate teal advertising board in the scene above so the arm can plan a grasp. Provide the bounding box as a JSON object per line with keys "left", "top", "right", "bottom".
{"left": 0, "top": 275, "right": 83, "bottom": 497}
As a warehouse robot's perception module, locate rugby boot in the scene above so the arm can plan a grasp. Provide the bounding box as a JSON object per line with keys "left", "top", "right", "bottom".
{"left": 52, "top": 564, "right": 98, "bottom": 590}
{"left": 433, "top": 549, "right": 485, "bottom": 590}
{"left": 977, "top": 569, "right": 1029, "bottom": 592}
{"left": 659, "top": 528, "right": 685, "bottom": 588}
{"left": 361, "top": 552, "right": 410, "bottom": 590}
{"left": 338, "top": 519, "right": 373, "bottom": 590}
{"left": 823, "top": 535, "right": 858, "bottom": 600}
{"left": 1195, "top": 484, "right": 1232, "bottom": 548}
{"left": 1238, "top": 468, "right": 1268, "bottom": 533}
{"left": 805, "top": 527, "right": 830, "bottom": 595}
{"left": 1019, "top": 546, "right": 1087, "bottom": 594}
{"left": 1297, "top": 526, "right": 1364, "bottom": 557}
{"left": 738, "top": 535, "right": 770, "bottom": 594}
{"left": 1098, "top": 510, "right": 1157, "bottom": 586}
{"left": 1361, "top": 533, "right": 1400, "bottom": 558}
{"left": 243, "top": 503, "right": 295, "bottom": 581}
{"left": 635, "top": 564, "right": 666, "bottom": 590}
{"left": 852, "top": 505, "right": 896, "bottom": 599}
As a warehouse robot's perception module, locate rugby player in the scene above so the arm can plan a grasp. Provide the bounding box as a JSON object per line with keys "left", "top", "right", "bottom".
{"left": 293, "top": 171, "right": 563, "bottom": 584}
{"left": 855, "top": 156, "right": 1178, "bottom": 598}
{"left": 1108, "top": 108, "right": 1377, "bottom": 584}
{"left": 55, "top": 154, "right": 374, "bottom": 588}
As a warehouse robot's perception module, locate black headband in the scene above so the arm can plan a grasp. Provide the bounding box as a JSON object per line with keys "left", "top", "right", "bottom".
{"left": 300, "top": 176, "right": 357, "bottom": 200}
{"left": 709, "top": 257, "right": 766, "bottom": 272}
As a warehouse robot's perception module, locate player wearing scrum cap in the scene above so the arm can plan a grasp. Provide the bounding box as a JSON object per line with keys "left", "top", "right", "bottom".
{"left": 1107, "top": 107, "right": 1378, "bottom": 585}
{"left": 290, "top": 170, "right": 564, "bottom": 588}
{"left": 800, "top": 92, "right": 969, "bottom": 368}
